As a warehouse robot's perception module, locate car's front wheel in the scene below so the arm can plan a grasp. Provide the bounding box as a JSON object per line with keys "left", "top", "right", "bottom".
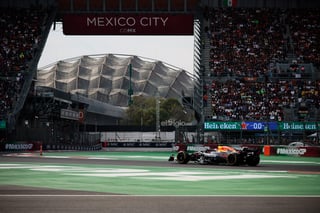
{"left": 176, "top": 151, "right": 190, "bottom": 164}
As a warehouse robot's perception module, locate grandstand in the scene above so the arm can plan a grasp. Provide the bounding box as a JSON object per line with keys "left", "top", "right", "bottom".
{"left": 36, "top": 54, "right": 194, "bottom": 108}
{"left": 202, "top": 7, "right": 320, "bottom": 122}
{"left": 0, "top": 0, "right": 320, "bottom": 148}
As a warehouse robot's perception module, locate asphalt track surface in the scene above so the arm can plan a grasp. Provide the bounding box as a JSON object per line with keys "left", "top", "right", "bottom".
{"left": 1, "top": 155, "right": 320, "bottom": 213}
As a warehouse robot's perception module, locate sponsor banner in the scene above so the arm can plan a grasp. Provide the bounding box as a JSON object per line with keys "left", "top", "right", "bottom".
{"left": 60, "top": 109, "right": 80, "bottom": 121}
{"left": 204, "top": 121, "right": 278, "bottom": 131}
{"left": 275, "top": 146, "right": 320, "bottom": 157}
{"left": 186, "top": 145, "right": 209, "bottom": 152}
{"left": 276, "top": 147, "right": 307, "bottom": 156}
{"left": 103, "top": 142, "right": 173, "bottom": 148}
{"left": 173, "top": 143, "right": 210, "bottom": 152}
{"left": 63, "top": 13, "right": 194, "bottom": 35}
{"left": 45, "top": 144, "right": 102, "bottom": 151}
{"left": 278, "top": 122, "right": 318, "bottom": 131}
{"left": 161, "top": 119, "right": 186, "bottom": 127}
{"left": 204, "top": 121, "right": 240, "bottom": 130}
{"left": 204, "top": 121, "right": 319, "bottom": 131}
{"left": 241, "top": 122, "right": 278, "bottom": 131}
{"left": 0, "top": 142, "right": 41, "bottom": 151}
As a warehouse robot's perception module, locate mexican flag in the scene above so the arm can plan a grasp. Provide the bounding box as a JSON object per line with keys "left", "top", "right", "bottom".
{"left": 224, "top": 0, "right": 237, "bottom": 7}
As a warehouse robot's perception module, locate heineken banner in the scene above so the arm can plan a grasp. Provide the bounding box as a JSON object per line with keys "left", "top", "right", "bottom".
{"left": 278, "top": 122, "right": 318, "bottom": 131}
{"left": 204, "top": 121, "right": 241, "bottom": 130}
{"left": 204, "top": 121, "right": 278, "bottom": 131}
{"left": 204, "top": 121, "right": 319, "bottom": 131}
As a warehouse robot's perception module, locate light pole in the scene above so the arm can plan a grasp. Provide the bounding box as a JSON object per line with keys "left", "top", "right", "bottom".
{"left": 156, "top": 90, "right": 160, "bottom": 141}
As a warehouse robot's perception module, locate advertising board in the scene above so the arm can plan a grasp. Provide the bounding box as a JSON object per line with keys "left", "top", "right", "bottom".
{"left": 63, "top": 13, "right": 194, "bottom": 35}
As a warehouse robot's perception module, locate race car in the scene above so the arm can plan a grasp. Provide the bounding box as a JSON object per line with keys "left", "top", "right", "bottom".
{"left": 169, "top": 145, "right": 260, "bottom": 166}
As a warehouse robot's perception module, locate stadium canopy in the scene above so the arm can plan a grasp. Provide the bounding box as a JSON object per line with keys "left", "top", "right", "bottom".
{"left": 36, "top": 54, "right": 195, "bottom": 110}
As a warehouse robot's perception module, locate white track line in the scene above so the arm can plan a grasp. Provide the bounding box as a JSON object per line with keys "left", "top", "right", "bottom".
{"left": 0, "top": 195, "right": 320, "bottom": 197}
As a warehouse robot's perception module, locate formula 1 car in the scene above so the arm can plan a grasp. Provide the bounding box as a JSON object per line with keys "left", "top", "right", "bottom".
{"left": 169, "top": 145, "right": 260, "bottom": 166}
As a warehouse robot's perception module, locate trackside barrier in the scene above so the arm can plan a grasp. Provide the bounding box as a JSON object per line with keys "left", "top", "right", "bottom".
{"left": 263, "top": 145, "right": 320, "bottom": 157}
{"left": 102, "top": 141, "right": 173, "bottom": 148}
{"left": 44, "top": 144, "right": 102, "bottom": 151}
{"left": 264, "top": 145, "right": 271, "bottom": 156}
{"left": 0, "top": 141, "right": 102, "bottom": 152}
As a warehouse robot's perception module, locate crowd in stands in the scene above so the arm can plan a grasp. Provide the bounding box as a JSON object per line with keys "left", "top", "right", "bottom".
{"left": 287, "top": 9, "right": 320, "bottom": 68}
{"left": 205, "top": 8, "right": 287, "bottom": 78}
{"left": 0, "top": 75, "right": 24, "bottom": 117}
{"left": 203, "top": 8, "right": 320, "bottom": 121}
{"left": 206, "top": 79, "right": 320, "bottom": 121}
{"left": 0, "top": 7, "right": 46, "bottom": 118}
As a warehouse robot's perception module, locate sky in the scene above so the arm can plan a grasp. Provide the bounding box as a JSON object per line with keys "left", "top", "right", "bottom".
{"left": 38, "top": 23, "right": 195, "bottom": 74}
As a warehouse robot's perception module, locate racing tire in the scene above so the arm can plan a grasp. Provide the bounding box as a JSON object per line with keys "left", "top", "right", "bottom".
{"left": 176, "top": 151, "right": 190, "bottom": 164}
{"left": 227, "top": 153, "right": 238, "bottom": 166}
{"left": 247, "top": 155, "right": 260, "bottom": 166}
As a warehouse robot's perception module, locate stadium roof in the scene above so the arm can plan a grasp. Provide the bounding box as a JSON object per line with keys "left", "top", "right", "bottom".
{"left": 36, "top": 54, "right": 194, "bottom": 108}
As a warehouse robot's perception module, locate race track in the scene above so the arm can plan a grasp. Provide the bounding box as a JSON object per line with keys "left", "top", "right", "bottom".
{"left": 0, "top": 152, "right": 319, "bottom": 213}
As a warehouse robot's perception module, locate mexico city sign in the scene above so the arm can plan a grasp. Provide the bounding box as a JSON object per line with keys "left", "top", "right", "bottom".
{"left": 63, "top": 13, "right": 194, "bottom": 35}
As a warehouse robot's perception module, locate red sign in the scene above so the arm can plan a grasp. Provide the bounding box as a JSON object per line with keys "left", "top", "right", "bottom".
{"left": 63, "top": 13, "right": 194, "bottom": 35}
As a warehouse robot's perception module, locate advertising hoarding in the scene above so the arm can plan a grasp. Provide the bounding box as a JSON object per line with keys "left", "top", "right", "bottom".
{"left": 63, "top": 13, "right": 194, "bottom": 35}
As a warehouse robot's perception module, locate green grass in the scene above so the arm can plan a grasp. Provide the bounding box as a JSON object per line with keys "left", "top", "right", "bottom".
{"left": 0, "top": 162, "right": 319, "bottom": 195}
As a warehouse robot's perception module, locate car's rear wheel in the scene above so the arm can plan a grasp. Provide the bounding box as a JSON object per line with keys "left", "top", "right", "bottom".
{"left": 227, "top": 153, "right": 238, "bottom": 166}
{"left": 247, "top": 155, "right": 260, "bottom": 166}
{"left": 176, "top": 151, "right": 190, "bottom": 164}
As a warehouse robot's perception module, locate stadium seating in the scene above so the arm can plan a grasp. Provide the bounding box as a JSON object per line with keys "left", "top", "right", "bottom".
{"left": 203, "top": 8, "right": 320, "bottom": 121}
{"left": 0, "top": 7, "right": 47, "bottom": 118}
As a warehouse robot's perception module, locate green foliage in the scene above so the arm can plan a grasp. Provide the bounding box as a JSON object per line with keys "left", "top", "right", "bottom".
{"left": 124, "top": 96, "right": 193, "bottom": 126}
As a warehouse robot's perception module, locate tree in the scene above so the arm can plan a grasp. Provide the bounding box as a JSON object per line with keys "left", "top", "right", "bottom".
{"left": 124, "top": 96, "right": 193, "bottom": 126}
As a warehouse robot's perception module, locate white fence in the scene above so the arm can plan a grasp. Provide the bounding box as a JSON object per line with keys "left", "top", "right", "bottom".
{"left": 101, "top": 131, "right": 175, "bottom": 142}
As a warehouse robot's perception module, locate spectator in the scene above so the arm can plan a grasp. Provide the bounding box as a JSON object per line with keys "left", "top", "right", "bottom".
{"left": 0, "top": 7, "right": 46, "bottom": 118}
{"left": 204, "top": 7, "right": 320, "bottom": 122}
